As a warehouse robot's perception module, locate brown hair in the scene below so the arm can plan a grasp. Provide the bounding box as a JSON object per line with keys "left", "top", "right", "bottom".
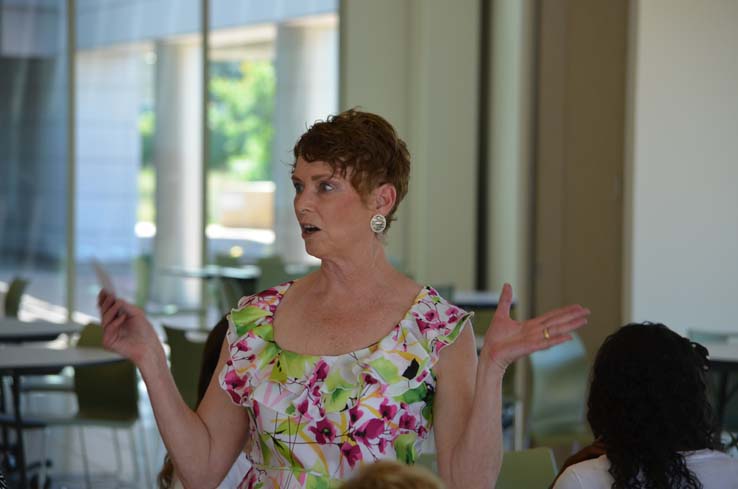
{"left": 293, "top": 108, "right": 411, "bottom": 232}
{"left": 339, "top": 461, "right": 444, "bottom": 489}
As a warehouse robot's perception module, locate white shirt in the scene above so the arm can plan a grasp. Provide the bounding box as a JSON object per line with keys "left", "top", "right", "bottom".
{"left": 553, "top": 450, "right": 738, "bottom": 489}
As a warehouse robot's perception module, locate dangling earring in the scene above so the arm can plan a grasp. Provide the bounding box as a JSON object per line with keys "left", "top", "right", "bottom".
{"left": 370, "top": 214, "right": 387, "bottom": 234}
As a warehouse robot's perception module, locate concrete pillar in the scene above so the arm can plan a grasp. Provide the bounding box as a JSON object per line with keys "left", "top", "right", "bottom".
{"left": 272, "top": 19, "right": 338, "bottom": 264}
{"left": 152, "top": 40, "right": 203, "bottom": 304}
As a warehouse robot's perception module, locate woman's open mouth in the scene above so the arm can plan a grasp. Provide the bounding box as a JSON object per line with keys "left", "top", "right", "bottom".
{"left": 300, "top": 223, "right": 321, "bottom": 237}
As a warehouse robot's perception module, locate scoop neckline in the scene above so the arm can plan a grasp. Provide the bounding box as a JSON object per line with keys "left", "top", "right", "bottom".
{"left": 266, "top": 281, "right": 431, "bottom": 358}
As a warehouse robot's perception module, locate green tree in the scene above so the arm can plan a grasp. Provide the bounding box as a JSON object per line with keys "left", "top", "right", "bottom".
{"left": 209, "top": 59, "right": 276, "bottom": 181}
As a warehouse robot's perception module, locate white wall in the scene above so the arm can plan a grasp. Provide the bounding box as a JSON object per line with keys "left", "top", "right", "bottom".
{"left": 627, "top": 0, "right": 738, "bottom": 334}
{"left": 341, "top": 0, "right": 479, "bottom": 290}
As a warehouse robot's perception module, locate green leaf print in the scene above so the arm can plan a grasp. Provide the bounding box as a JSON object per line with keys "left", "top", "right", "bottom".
{"left": 395, "top": 383, "right": 428, "bottom": 405}
{"left": 438, "top": 313, "right": 471, "bottom": 344}
{"left": 324, "top": 367, "right": 353, "bottom": 392}
{"left": 369, "top": 357, "right": 403, "bottom": 383}
{"left": 273, "top": 437, "right": 303, "bottom": 468}
{"left": 231, "top": 306, "right": 271, "bottom": 336}
{"left": 260, "top": 434, "right": 272, "bottom": 466}
{"left": 281, "top": 350, "right": 313, "bottom": 378}
{"left": 276, "top": 418, "right": 304, "bottom": 436}
{"left": 394, "top": 433, "right": 418, "bottom": 464}
{"left": 323, "top": 387, "right": 353, "bottom": 413}
{"left": 252, "top": 323, "right": 274, "bottom": 341}
{"left": 306, "top": 473, "right": 330, "bottom": 489}
{"left": 259, "top": 342, "right": 280, "bottom": 369}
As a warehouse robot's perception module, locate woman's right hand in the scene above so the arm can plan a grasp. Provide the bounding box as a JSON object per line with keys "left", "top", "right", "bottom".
{"left": 97, "top": 288, "right": 163, "bottom": 366}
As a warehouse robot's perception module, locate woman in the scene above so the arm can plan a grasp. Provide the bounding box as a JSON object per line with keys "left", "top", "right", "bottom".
{"left": 553, "top": 322, "right": 738, "bottom": 489}
{"left": 98, "top": 109, "right": 589, "bottom": 489}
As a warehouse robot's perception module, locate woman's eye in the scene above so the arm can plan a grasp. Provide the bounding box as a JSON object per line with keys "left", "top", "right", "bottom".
{"left": 293, "top": 182, "right": 303, "bottom": 193}
{"left": 320, "top": 182, "right": 335, "bottom": 192}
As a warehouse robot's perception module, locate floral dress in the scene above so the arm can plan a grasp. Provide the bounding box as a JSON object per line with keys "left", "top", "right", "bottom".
{"left": 218, "top": 282, "right": 472, "bottom": 489}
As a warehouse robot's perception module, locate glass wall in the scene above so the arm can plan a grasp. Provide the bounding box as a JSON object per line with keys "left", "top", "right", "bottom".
{"left": 206, "top": 2, "right": 339, "bottom": 268}
{"left": 1, "top": 0, "right": 338, "bottom": 323}
{"left": 0, "top": 0, "right": 69, "bottom": 321}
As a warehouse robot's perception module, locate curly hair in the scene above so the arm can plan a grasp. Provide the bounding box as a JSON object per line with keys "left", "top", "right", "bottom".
{"left": 292, "top": 108, "right": 411, "bottom": 233}
{"left": 587, "top": 322, "right": 721, "bottom": 489}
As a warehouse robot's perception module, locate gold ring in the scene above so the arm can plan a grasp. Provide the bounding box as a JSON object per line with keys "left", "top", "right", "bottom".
{"left": 543, "top": 327, "right": 550, "bottom": 340}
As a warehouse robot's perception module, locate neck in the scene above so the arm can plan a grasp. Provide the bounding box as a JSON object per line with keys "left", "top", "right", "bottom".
{"left": 313, "top": 238, "right": 396, "bottom": 296}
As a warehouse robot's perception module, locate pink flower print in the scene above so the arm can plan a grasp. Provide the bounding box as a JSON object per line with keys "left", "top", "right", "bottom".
{"left": 297, "top": 398, "right": 309, "bottom": 416}
{"left": 428, "top": 288, "right": 438, "bottom": 297}
{"left": 399, "top": 413, "right": 417, "bottom": 430}
{"left": 313, "top": 360, "right": 329, "bottom": 382}
{"left": 416, "top": 319, "right": 431, "bottom": 334}
{"left": 349, "top": 404, "right": 364, "bottom": 424}
{"left": 418, "top": 426, "right": 428, "bottom": 438}
{"left": 354, "top": 418, "right": 385, "bottom": 446}
{"left": 223, "top": 369, "right": 246, "bottom": 392}
{"left": 252, "top": 401, "right": 260, "bottom": 418}
{"left": 235, "top": 340, "right": 250, "bottom": 352}
{"left": 341, "top": 442, "right": 362, "bottom": 468}
{"left": 446, "top": 306, "right": 460, "bottom": 317}
{"left": 309, "top": 418, "right": 337, "bottom": 445}
{"left": 424, "top": 310, "right": 439, "bottom": 322}
{"left": 378, "top": 437, "right": 389, "bottom": 454}
{"left": 363, "top": 373, "right": 378, "bottom": 385}
{"left": 379, "top": 399, "right": 398, "bottom": 420}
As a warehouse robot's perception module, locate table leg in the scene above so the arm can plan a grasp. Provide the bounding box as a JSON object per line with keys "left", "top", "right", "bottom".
{"left": 11, "top": 372, "right": 28, "bottom": 489}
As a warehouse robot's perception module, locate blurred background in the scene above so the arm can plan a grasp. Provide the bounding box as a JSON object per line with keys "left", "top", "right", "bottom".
{"left": 1, "top": 0, "right": 737, "bottom": 487}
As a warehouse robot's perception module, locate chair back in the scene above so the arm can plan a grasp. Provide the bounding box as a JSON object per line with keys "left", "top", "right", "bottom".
{"left": 164, "top": 325, "right": 206, "bottom": 409}
{"left": 74, "top": 323, "right": 139, "bottom": 422}
{"left": 4, "top": 277, "right": 28, "bottom": 317}
{"left": 528, "top": 332, "right": 591, "bottom": 444}
{"left": 134, "top": 254, "right": 153, "bottom": 308}
{"left": 496, "top": 447, "right": 557, "bottom": 489}
{"left": 687, "top": 328, "right": 738, "bottom": 433}
{"left": 256, "top": 255, "right": 291, "bottom": 291}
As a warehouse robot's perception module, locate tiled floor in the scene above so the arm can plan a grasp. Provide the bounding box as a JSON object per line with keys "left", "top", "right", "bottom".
{"left": 9, "top": 381, "right": 165, "bottom": 489}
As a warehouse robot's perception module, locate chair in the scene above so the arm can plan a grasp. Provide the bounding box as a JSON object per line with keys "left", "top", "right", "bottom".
{"left": 30, "top": 323, "right": 151, "bottom": 488}
{"left": 528, "top": 332, "right": 592, "bottom": 448}
{"left": 496, "top": 447, "right": 558, "bottom": 489}
{"left": 256, "top": 255, "right": 291, "bottom": 291}
{"left": 163, "top": 325, "right": 207, "bottom": 410}
{"left": 3, "top": 277, "right": 28, "bottom": 318}
{"left": 687, "top": 328, "right": 738, "bottom": 447}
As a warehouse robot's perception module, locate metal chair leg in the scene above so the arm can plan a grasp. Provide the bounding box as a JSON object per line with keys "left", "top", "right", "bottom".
{"left": 112, "top": 428, "right": 122, "bottom": 474}
{"left": 77, "top": 427, "right": 91, "bottom": 489}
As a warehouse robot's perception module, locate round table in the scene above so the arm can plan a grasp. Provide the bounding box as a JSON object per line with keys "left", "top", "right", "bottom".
{"left": 0, "top": 318, "right": 83, "bottom": 343}
{"left": 0, "top": 344, "right": 123, "bottom": 489}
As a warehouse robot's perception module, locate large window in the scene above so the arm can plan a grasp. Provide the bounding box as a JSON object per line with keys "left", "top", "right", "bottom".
{"left": 0, "top": 0, "right": 69, "bottom": 321}
{"left": 0, "top": 0, "right": 338, "bottom": 323}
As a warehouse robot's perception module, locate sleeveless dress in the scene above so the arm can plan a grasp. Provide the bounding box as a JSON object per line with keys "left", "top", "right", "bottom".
{"left": 218, "top": 282, "right": 472, "bottom": 489}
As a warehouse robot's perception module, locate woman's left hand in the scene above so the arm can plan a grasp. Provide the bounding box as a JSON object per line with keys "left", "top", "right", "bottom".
{"left": 481, "top": 283, "right": 590, "bottom": 372}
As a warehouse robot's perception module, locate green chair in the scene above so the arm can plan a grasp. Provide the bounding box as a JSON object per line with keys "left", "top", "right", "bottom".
{"left": 687, "top": 328, "right": 738, "bottom": 447}
{"left": 31, "top": 323, "right": 151, "bottom": 488}
{"left": 415, "top": 447, "right": 557, "bottom": 489}
{"left": 256, "top": 255, "right": 291, "bottom": 291}
{"left": 163, "top": 325, "right": 207, "bottom": 410}
{"left": 528, "top": 332, "right": 592, "bottom": 448}
{"left": 496, "top": 447, "right": 558, "bottom": 489}
{"left": 3, "top": 277, "right": 28, "bottom": 317}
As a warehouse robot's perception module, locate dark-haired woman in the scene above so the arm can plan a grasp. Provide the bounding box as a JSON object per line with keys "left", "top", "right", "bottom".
{"left": 99, "top": 109, "right": 589, "bottom": 489}
{"left": 553, "top": 322, "right": 738, "bottom": 489}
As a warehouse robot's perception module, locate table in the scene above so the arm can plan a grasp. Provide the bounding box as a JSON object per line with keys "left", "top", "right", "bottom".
{"left": 705, "top": 342, "right": 738, "bottom": 429}
{"left": 161, "top": 264, "right": 260, "bottom": 281}
{"left": 0, "top": 344, "right": 123, "bottom": 489}
{"left": 0, "top": 318, "right": 82, "bottom": 343}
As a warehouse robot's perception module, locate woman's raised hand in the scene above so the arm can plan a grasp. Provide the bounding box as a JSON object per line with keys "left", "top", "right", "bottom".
{"left": 481, "top": 283, "right": 590, "bottom": 372}
{"left": 97, "top": 289, "right": 161, "bottom": 366}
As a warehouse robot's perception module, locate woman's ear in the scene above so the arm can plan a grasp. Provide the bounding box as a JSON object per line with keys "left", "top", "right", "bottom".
{"left": 374, "top": 183, "right": 397, "bottom": 215}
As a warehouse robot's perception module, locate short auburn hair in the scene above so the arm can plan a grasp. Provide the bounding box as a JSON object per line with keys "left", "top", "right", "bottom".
{"left": 339, "top": 460, "right": 444, "bottom": 489}
{"left": 293, "top": 109, "right": 411, "bottom": 232}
